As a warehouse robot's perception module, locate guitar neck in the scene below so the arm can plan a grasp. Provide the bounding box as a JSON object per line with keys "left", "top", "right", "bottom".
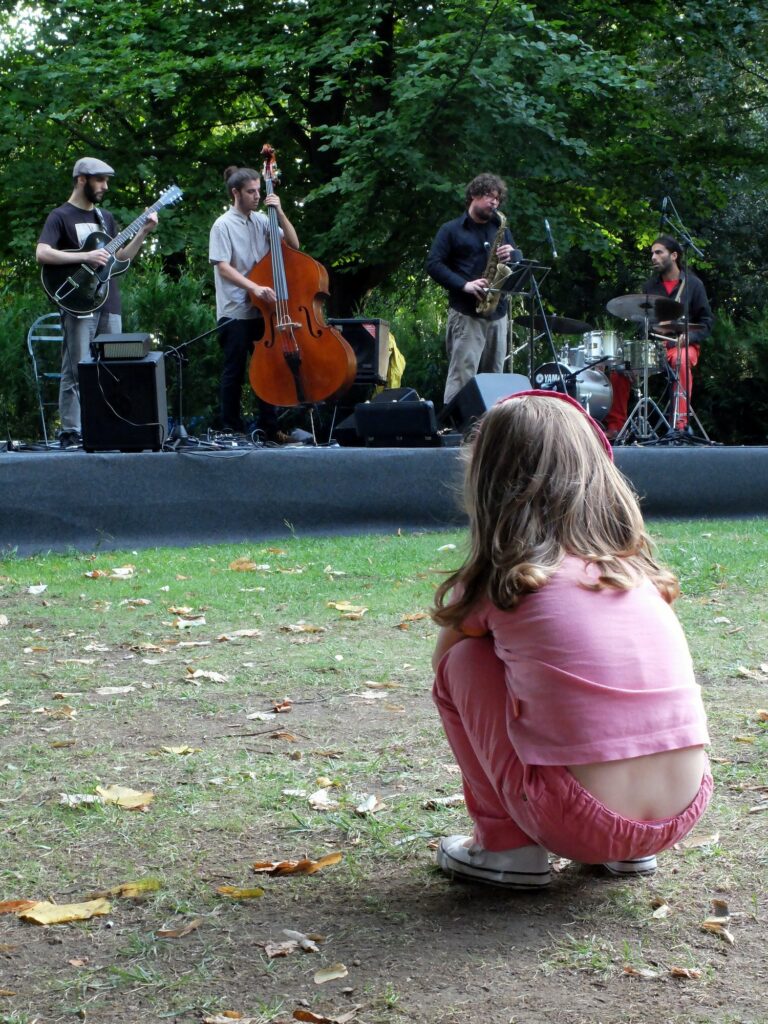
{"left": 104, "top": 195, "right": 167, "bottom": 255}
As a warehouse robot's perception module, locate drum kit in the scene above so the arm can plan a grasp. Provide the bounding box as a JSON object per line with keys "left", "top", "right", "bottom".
{"left": 530, "top": 294, "right": 689, "bottom": 437}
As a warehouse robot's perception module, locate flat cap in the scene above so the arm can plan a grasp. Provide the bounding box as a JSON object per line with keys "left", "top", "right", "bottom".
{"left": 72, "top": 157, "right": 115, "bottom": 177}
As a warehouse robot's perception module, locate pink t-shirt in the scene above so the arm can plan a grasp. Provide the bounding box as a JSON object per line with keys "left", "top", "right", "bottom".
{"left": 460, "top": 556, "right": 709, "bottom": 765}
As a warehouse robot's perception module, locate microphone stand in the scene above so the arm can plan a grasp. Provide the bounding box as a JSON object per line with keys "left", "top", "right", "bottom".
{"left": 163, "top": 317, "right": 235, "bottom": 448}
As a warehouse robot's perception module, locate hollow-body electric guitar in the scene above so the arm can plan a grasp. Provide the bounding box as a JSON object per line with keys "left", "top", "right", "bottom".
{"left": 41, "top": 185, "right": 183, "bottom": 315}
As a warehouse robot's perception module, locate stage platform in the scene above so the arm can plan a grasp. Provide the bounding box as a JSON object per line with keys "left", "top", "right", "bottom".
{"left": 1, "top": 442, "right": 767, "bottom": 557}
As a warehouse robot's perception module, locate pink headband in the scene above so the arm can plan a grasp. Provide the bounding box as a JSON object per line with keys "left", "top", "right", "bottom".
{"left": 495, "top": 389, "right": 614, "bottom": 461}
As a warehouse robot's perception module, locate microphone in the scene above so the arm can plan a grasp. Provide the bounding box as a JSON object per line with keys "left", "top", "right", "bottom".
{"left": 544, "top": 218, "right": 558, "bottom": 259}
{"left": 659, "top": 196, "right": 668, "bottom": 233}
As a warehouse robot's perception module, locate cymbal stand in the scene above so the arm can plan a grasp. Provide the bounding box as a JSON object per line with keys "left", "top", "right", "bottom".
{"left": 613, "top": 316, "right": 671, "bottom": 445}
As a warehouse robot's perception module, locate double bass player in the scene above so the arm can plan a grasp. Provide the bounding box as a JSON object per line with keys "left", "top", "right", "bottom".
{"left": 209, "top": 165, "right": 300, "bottom": 440}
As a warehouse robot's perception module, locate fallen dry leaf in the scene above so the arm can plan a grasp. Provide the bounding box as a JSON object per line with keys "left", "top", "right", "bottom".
{"left": 160, "top": 745, "right": 201, "bottom": 756}
{"left": 262, "top": 939, "right": 299, "bottom": 958}
{"left": 675, "top": 830, "right": 720, "bottom": 850}
{"left": 270, "top": 730, "right": 298, "bottom": 742}
{"left": 701, "top": 921, "right": 735, "bottom": 944}
{"left": 59, "top": 793, "right": 100, "bottom": 808}
{"left": 156, "top": 918, "right": 202, "bottom": 938}
{"left": 280, "top": 622, "right": 326, "bottom": 634}
{"left": 623, "top": 965, "right": 660, "bottom": 980}
{"left": 755, "top": 709, "right": 768, "bottom": 722}
{"left": 216, "top": 886, "right": 265, "bottom": 900}
{"left": 669, "top": 966, "right": 703, "bottom": 979}
{"left": 735, "top": 665, "right": 765, "bottom": 681}
{"left": 252, "top": 851, "right": 343, "bottom": 877}
{"left": 19, "top": 898, "right": 111, "bottom": 925}
{"left": 309, "top": 788, "right": 339, "bottom": 811}
{"left": 203, "top": 1014, "right": 260, "bottom": 1024}
{"left": 422, "top": 794, "right": 465, "bottom": 809}
{"left": 229, "top": 557, "right": 262, "bottom": 571}
{"left": 95, "top": 685, "right": 135, "bottom": 695}
{"left": 273, "top": 698, "right": 293, "bottom": 713}
{"left": 314, "top": 962, "right": 348, "bottom": 985}
{"left": 327, "top": 601, "right": 368, "bottom": 617}
{"left": 355, "top": 794, "right": 387, "bottom": 816}
{"left": 106, "top": 878, "right": 162, "bottom": 899}
{"left": 185, "top": 668, "right": 229, "bottom": 684}
{"left": 293, "top": 1008, "right": 361, "bottom": 1024}
{"left": 216, "top": 628, "right": 263, "bottom": 641}
{"left": 84, "top": 566, "right": 135, "bottom": 579}
{"left": 96, "top": 784, "right": 154, "bottom": 811}
{"left": 651, "top": 902, "right": 671, "bottom": 919}
{"left": 0, "top": 900, "right": 38, "bottom": 915}
{"left": 174, "top": 615, "right": 207, "bottom": 629}
{"left": 283, "top": 928, "right": 322, "bottom": 952}
{"left": 701, "top": 898, "right": 735, "bottom": 944}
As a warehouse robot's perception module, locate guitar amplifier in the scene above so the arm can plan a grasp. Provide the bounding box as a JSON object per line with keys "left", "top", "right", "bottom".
{"left": 91, "top": 333, "right": 152, "bottom": 360}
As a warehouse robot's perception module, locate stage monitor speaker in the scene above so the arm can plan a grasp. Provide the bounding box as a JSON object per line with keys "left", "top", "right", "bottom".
{"left": 354, "top": 396, "right": 439, "bottom": 448}
{"left": 369, "top": 386, "right": 419, "bottom": 404}
{"left": 328, "top": 318, "right": 389, "bottom": 385}
{"left": 440, "top": 372, "right": 531, "bottom": 433}
{"left": 79, "top": 351, "right": 168, "bottom": 452}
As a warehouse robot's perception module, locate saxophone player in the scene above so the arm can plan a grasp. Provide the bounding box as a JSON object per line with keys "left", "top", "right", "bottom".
{"left": 427, "top": 173, "right": 522, "bottom": 405}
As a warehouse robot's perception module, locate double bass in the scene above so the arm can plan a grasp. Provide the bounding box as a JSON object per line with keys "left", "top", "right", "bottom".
{"left": 247, "top": 145, "right": 356, "bottom": 407}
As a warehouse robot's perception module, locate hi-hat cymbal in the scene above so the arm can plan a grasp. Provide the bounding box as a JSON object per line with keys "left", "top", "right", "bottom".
{"left": 654, "top": 320, "right": 704, "bottom": 336}
{"left": 531, "top": 314, "right": 593, "bottom": 335}
{"left": 606, "top": 294, "right": 683, "bottom": 322}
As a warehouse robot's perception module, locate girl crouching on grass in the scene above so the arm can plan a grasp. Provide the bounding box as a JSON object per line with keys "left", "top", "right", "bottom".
{"left": 431, "top": 391, "right": 711, "bottom": 888}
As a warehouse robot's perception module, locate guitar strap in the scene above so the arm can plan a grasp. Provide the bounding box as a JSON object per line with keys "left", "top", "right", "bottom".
{"left": 92, "top": 205, "right": 109, "bottom": 235}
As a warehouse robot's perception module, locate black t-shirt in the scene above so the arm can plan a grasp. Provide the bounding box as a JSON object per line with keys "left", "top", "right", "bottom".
{"left": 38, "top": 202, "right": 122, "bottom": 314}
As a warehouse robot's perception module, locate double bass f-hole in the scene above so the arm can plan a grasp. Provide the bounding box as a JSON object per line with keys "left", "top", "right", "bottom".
{"left": 246, "top": 144, "right": 356, "bottom": 408}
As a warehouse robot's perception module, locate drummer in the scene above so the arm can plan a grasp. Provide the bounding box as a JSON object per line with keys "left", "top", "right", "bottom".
{"left": 604, "top": 235, "right": 713, "bottom": 438}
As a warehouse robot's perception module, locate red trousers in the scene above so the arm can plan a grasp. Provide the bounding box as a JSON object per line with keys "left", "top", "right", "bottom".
{"left": 604, "top": 344, "right": 700, "bottom": 433}
{"left": 432, "top": 637, "right": 712, "bottom": 862}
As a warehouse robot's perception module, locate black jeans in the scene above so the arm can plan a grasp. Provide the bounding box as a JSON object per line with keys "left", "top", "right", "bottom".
{"left": 217, "top": 316, "right": 278, "bottom": 434}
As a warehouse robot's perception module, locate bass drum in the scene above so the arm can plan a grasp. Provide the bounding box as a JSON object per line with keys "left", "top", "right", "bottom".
{"left": 533, "top": 362, "right": 613, "bottom": 422}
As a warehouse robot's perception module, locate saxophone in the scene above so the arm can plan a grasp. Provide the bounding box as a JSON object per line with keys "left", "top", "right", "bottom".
{"left": 476, "top": 211, "right": 513, "bottom": 318}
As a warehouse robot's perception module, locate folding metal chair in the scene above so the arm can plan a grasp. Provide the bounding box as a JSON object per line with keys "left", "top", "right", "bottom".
{"left": 27, "top": 312, "right": 63, "bottom": 444}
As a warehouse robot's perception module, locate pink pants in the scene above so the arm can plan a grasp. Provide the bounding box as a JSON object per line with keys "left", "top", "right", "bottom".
{"left": 432, "top": 637, "right": 712, "bottom": 863}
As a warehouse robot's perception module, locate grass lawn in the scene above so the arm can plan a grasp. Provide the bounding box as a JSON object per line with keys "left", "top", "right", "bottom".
{"left": 0, "top": 519, "right": 766, "bottom": 1024}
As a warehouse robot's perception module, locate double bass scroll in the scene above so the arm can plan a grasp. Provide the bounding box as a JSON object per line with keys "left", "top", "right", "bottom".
{"left": 246, "top": 144, "right": 356, "bottom": 407}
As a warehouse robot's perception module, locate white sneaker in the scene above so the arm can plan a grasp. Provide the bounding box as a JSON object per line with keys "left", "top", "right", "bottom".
{"left": 436, "top": 835, "right": 551, "bottom": 888}
{"left": 603, "top": 856, "right": 657, "bottom": 876}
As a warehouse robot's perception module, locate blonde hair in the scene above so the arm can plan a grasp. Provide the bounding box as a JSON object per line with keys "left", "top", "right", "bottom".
{"left": 432, "top": 396, "right": 679, "bottom": 628}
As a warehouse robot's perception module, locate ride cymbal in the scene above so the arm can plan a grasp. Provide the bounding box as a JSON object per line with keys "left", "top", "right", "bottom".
{"left": 606, "top": 294, "right": 683, "bottom": 323}
{"left": 530, "top": 314, "right": 594, "bottom": 335}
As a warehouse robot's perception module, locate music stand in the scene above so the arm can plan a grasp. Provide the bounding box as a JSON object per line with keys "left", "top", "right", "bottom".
{"left": 497, "top": 260, "right": 573, "bottom": 394}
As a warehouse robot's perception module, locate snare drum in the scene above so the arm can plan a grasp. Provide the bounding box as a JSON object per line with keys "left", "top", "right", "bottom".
{"left": 622, "top": 339, "right": 663, "bottom": 375}
{"left": 533, "top": 363, "right": 613, "bottom": 422}
{"left": 582, "top": 330, "right": 622, "bottom": 363}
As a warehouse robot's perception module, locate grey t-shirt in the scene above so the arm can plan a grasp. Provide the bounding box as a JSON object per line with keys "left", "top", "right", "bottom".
{"left": 208, "top": 206, "right": 282, "bottom": 320}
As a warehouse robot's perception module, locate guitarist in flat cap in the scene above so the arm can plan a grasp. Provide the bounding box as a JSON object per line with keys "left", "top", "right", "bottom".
{"left": 36, "top": 157, "right": 158, "bottom": 448}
